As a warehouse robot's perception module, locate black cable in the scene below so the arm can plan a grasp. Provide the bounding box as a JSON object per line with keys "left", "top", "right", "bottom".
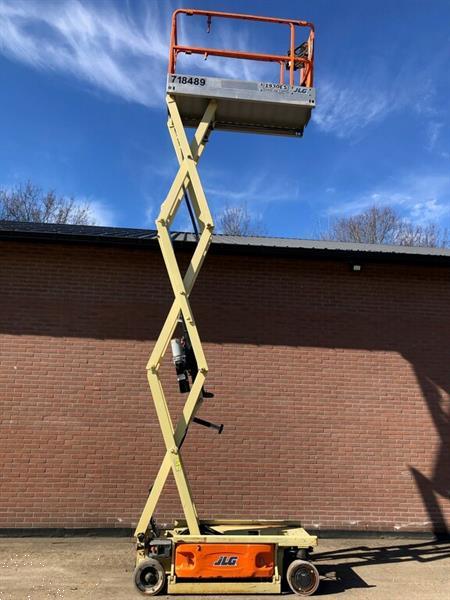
{"left": 184, "top": 189, "right": 199, "bottom": 240}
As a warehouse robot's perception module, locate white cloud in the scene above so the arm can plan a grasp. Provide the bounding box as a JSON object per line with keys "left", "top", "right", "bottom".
{"left": 0, "top": 0, "right": 271, "bottom": 108}
{"left": 0, "top": 0, "right": 169, "bottom": 107}
{"left": 313, "top": 53, "right": 441, "bottom": 139}
{"left": 326, "top": 173, "right": 450, "bottom": 224}
{"left": 409, "top": 197, "right": 450, "bottom": 222}
{"left": 313, "top": 77, "right": 393, "bottom": 138}
{"left": 145, "top": 201, "right": 160, "bottom": 227}
{"left": 426, "top": 121, "right": 444, "bottom": 151}
{"left": 205, "top": 173, "right": 299, "bottom": 206}
{"left": 83, "top": 198, "right": 115, "bottom": 226}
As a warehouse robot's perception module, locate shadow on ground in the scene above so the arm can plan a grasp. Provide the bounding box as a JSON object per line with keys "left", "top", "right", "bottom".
{"left": 312, "top": 538, "right": 450, "bottom": 595}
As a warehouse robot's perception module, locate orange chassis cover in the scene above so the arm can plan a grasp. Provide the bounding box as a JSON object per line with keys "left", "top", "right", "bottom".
{"left": 175, "top": 543, "right": 275, "bottom": 579}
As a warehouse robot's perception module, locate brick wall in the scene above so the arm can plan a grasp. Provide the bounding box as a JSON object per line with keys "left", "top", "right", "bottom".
{"left": 0, "top": 240, "right": 449, "bottom": 533}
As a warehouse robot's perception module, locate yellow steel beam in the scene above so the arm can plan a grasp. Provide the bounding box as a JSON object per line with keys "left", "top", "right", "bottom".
{"left": 167, "top": 98, "right": 216, "bottom": 230}
{"left": 135, "top": 96, "right": 216, "bottom": 538}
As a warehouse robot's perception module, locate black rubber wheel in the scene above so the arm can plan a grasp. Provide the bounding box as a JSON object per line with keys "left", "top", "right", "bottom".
{"left": 133, "top": 558, "right": 165, "bottom": 595}
{"left": 286, "top": 559, "right": 320, "bottom": 596}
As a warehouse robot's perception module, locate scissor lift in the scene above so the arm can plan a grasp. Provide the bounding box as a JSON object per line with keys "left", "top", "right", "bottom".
{"left": 134, "top": 9, "right": 319, "bottom": 596}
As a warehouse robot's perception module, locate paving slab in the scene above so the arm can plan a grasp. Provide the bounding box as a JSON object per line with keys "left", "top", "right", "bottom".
{"left": 0, "top": 536, "right": 449, "bottom": 599}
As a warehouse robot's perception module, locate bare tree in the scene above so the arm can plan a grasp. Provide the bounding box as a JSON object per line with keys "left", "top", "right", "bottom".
{"left": 395, "top": 221, "right": 448, "bottom": 247}
{"left": 320, "top": 205, "right": 448, "bottom": 247}
{"left": 0, "top": 182, "right": 96, "bottom": 225}
{"left": 217, "top": 204, "right": 266, "bottom": 236}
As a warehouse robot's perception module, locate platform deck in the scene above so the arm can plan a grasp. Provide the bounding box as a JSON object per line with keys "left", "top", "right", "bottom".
{"left": 167, "top": 74, "right": 315, "bottom": 136}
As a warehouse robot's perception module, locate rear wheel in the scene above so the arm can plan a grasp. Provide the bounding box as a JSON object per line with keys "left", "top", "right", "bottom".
{"left": 133, "top": 558, "right": 165, "bottom": 595}
{"left": 286, "top": 559, "right": 320, "bottom": 596}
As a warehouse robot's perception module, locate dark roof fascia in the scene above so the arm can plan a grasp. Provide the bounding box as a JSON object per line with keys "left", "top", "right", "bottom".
{"left": 211, "top": 240, "right": 450, "bottom": 266}
{"left": 0, "top": 224, "right": 449, "bottom": 267}
{"left": 0, "top": 227, "right": 160, "bottom": 249}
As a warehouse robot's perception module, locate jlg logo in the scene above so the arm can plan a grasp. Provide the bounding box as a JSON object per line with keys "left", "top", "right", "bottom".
{"left": 213, "top": 556, "right": 238, "bottom": 566}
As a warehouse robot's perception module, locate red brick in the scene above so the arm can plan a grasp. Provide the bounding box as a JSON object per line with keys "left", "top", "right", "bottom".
{"left": 0, "top": 240, "right": 448, "bottom": 533}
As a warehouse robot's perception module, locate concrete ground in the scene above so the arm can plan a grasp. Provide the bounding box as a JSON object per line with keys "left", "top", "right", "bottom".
{"left": 0, "top": 536, "right": 449, "bottom": 600}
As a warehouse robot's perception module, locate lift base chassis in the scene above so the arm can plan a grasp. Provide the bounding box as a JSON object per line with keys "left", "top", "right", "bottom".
{"left": 136, "top": 520, "right": 318, "bottom": 595}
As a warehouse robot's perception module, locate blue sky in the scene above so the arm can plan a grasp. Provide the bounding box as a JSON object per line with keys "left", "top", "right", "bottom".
{"left": 0, "top": 0, "right": 449, "bottom": 238}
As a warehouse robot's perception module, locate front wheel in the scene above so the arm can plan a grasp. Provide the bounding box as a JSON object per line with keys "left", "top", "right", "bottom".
{"left": 286, "top": 559, "right": 320, "bottom": 596}
{"left": 133, "top": 558, "right": 166, "bottom": 595}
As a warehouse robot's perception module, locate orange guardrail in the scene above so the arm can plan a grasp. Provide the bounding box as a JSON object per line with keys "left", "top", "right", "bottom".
{"left": 169, "top": 9, "right": 315, "bottom": 88}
